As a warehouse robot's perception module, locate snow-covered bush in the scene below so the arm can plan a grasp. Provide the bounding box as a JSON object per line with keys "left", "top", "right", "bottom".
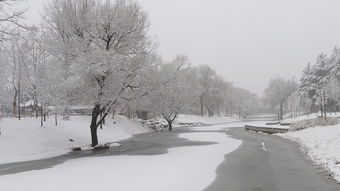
{"left": 290, "top": 117, "right": 338, "bottom": 131}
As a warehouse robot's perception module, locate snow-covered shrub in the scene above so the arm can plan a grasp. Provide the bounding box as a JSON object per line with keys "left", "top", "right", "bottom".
{"left": 290, "top": 117, "right": 338, "bottom": 131}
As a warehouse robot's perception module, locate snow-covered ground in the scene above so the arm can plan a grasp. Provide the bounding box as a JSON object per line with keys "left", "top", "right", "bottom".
{"left": 0, "top": 124, "right": 241, "bottom": 191}
{"left": 282, "top": 112, "right": 340, "bottom": 123}
{"left": 0, "top": 115, "right": 150, "bottom": 164}
{"left": 281, "top": 113, "right": 318, "bottom": 123}
{"left": 280, "top": 124, "right": 340, "bottom": 182}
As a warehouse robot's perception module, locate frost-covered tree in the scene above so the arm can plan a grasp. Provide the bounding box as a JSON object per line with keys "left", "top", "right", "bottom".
{"left": 325, "top": 77, "right": 340, "bottom": 113}
{"left": 38, "top": 58, "right": 68, "bottom": 126}
{"left": 0, "top": 48, "right": 9, "bottom": 106}
{"left": 22, "top": 30, "right": 46, "bottom": 117}
{"left": 2, "top": 37, "right": 32, "bottom": 118}
{"left": 205, "top": 76, "right": 226, "bottom": 116}
{"left": 43, "top": 0, "right": 153, "bottom": 146}
{"left": 329, "top": 47, "right": 340, "bottom": 80}
{"left": 195, "top": 65, "right": 226, "bottom": 116}
{"left": 0, "top": 0, "right": 27, "bottom": 41}
{"left": 264, "top": 77, "right": 299, "bottom": 120}
{"left": 287, "top": 91, "right": 300, "bottom": 117}
{"left": 232, "top": 87, "right": 258, "bottom": 118}
{"left": 147, "top": 55, "right": 193, "bottom": 131}
{"left": 299, "top": 63, "right": 314, "bottom": 99}
{"left": 313, "top": 53, "right": 332, "bottom": 90}
{"left": 223, "top": 82, "right": 237, "bottom": 117}
{"left": 195, "top": 65, "right": 215, "bottom": 116}
{"left": 299, "top": 53, "right": 334, "bottom": 115}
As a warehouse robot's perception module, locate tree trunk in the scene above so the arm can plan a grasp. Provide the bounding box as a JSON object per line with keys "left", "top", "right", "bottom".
{"left": 100, "top": 112, "right": 103, "bottom": 129}
{"left": 34, "top": 101, "right": 38, "bottom": 118}
{"left": 127, "top": 105, "right": 131, "bottom": 119}
{"left": 33, "top": 87, "right": 38, "bottom": 118}
{"left": 90, "top": 120, "right": 98, "bottom": 147}
{"left": 12, "top": 100, "right": 16, "bottom": 117}
{"left": 41, "top": 105, "right": 43, "bottom": 127}
{"left": 279, "top": 101, "right": 284, "bottom": 120}
{"left": 90, "top": 104, "right": 100, "bottom": 147}
{"left": 229, "top": 104, "right": 233, "bottom": 117}
{"left": 55, "top": 113, "right": 58, "bottom": 126}
{"left": 63, "top": 107, "right": 70, "bottom": 121}
{"left": 208, "top": 109, "right": 213, "bottom": 117}
{"left": 323, "top": 91, "right": 326, "bottom": 120}
{"left": 167, "top": 120, "right": 173, "bottom": 131}
{"left": 199, "top": 97, "right": 204, "bottom": 117}
{"left": 290, "top": 106, "right": 293, "bottom": 118}
{"left": 13, "top": 92, "right": 17, "bottom": 117}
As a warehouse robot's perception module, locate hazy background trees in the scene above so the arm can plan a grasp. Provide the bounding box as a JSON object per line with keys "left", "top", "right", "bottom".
{"left": 264, "top": 77, "right": 299, "bottom": 120}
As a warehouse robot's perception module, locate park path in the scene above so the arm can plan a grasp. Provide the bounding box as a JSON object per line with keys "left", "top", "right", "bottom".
{"left": 204, "top": 127, "right": 340, "bottom": 191}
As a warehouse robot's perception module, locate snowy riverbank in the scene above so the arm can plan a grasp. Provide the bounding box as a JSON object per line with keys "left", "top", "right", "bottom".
{"left": 0, "top": 115, "right": 151, "bottom": 164}
{"left": 280, "top": 124, "right": 340, "bottom": 182}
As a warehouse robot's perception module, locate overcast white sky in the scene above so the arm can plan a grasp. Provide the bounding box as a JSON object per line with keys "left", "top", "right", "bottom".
{"left": 24, "top": 0, "right": 340, "bottom": 96}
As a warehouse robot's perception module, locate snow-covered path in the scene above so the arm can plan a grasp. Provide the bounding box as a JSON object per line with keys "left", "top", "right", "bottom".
{"left": 0, "top": 124, "right": 241, "bottom": 191}
{"left": 204, "top": 128, "right": 340, "bottom": 191}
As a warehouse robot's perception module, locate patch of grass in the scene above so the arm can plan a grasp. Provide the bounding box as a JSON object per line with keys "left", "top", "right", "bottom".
{"left": 290, "top": 117, "right": 339, "bottom": 131}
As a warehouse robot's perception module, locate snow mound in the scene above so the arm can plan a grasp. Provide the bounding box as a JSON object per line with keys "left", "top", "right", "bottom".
{"left": 289, "top": 117, "right": 338, "bottom": 131}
